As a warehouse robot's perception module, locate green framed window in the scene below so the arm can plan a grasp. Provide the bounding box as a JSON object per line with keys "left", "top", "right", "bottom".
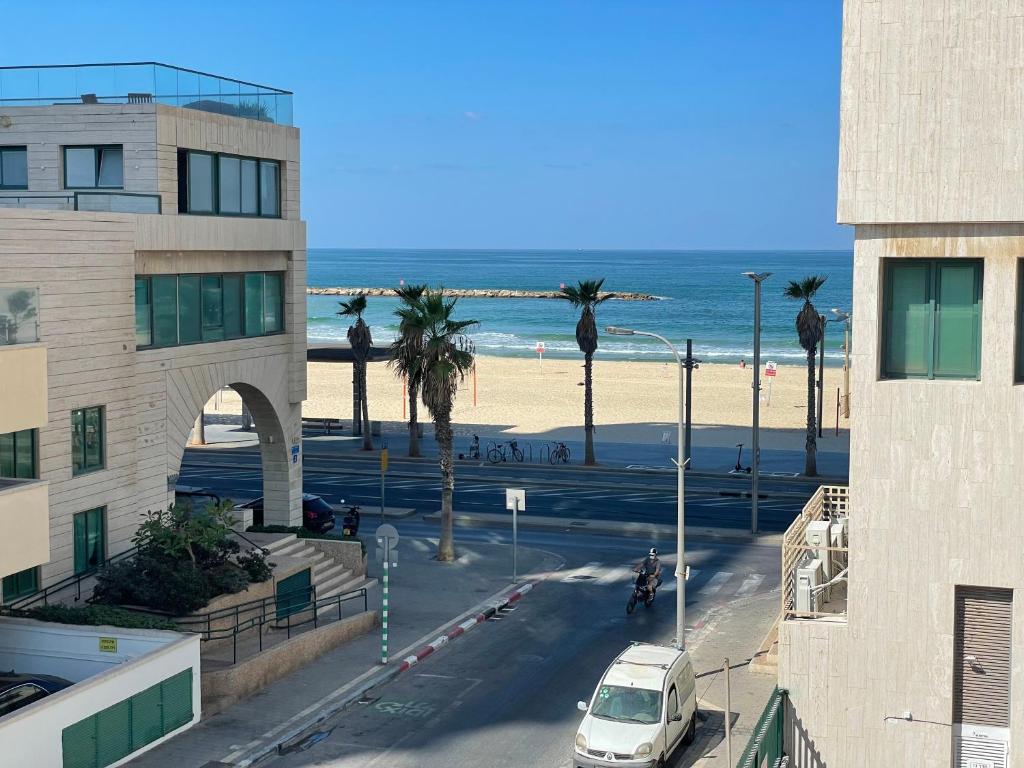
{"left": 2, "top": 567, "right": 38, "bottom": 603}
{"left": 178, "top": 150, "right": 280, "bottom": 217}
{"left": 0, "top": 146, "right": 28, "bottom": 189}
{"left": 62, "top": 668, "right": 193, "bottom": 768}
{"left": 264, "top": 273, "right": 283, "bottom": 333}
{"left": 63, "top": 145, "right": 123, "bottom": 189}
{"left": 1017, "top": 262, "right": 1024, "bottom": 383}
{"left": 0, "top": 428, "right": 36, "bottom": 479}
{"left": 244, "top": 273, "right": 266, "bottom": 336}
{"left": 201, "top": 275, "right": 224, "bottom": 341}
{"left": 151, "top": 275, "right": 178, "bottom": 347}
{"left": 73, "top": 507, "right": 105, "bottom": 575}
{"left": 177, "top": 275, "right": 201, "bottom": 345}
{"left": 71, "top": 406, "right": 104, "bottom": 476}
{"left": 882, "top": 259, "right": 983, "bottom": 380}
{"left": 223, "top": 274, "right": 244, "bottom": 339}
{"left": 135, "top": 278, "right": 152, "bottom": 347}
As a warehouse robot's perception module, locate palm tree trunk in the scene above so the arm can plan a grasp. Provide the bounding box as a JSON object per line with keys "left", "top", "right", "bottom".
{"left": 805, "top": 348, "right": 818, "bottom": 476}
{"left": 583, "top": 353, "right": 596, "bottom": 465}
{"left": 408, "top": 382, "right": 421, "bottom": 457}
{"left": 435, "top": 406, "right": 455, "bottom": 561}
{"left": 360, "top": 361, "right": 373, "bottom": 450}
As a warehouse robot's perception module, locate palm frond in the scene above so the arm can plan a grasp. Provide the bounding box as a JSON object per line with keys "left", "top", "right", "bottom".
{"left": 337, "top": 294, "right": 368, "bottom": 318}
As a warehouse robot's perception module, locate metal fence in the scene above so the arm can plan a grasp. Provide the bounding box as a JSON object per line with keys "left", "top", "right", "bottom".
{"left": 737, "top": 686, "right": 787, "bottom": 768}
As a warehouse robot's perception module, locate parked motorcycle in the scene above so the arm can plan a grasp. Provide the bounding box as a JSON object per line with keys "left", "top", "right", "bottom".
{"left": 626, "top": 571, "right": 660, "bottom": 614}
{"left": 341, "top": 500, "right": 362, "bottom": 537}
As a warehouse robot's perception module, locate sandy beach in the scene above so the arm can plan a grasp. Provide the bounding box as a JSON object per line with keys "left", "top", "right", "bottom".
{"left": 295, "top": 355, "right": 850, "bottom": 454}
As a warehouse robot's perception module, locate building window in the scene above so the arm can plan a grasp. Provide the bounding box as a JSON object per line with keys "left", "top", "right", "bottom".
{"left": 0, "top": 286, "right": 40, "bottom": 345}
{"left": 2, "top": 567, "right": 38, "bottom": 603}
{"left": 71, "top": 406, "right": 104, "bottom": 476}
{"left": 73, "top": 507, "right": 105, "bottom": 575}
{"left": 882, "top": 259, "right": 983, "bottom": 380}
{"left": 63, "top": 145, "right": 123, "bottom": 189}
{"left": 177, "top": 150, "right": 280, "bottom": 217}
{"left": 0, "top": 429, "right": 37, "bottom": 479}
{"left": 0, "top": 146, "right": 28, "bottom": 189}
{"left": 136, "top": 272, "right": 284, "bottom": 349}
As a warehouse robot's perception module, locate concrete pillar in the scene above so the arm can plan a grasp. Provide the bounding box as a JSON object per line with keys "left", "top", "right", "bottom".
{"left": 237, "top": 387, "right": 302, "bottom": 528}
{"left": 189, "top": 411, "right": 206, "bottom": 446}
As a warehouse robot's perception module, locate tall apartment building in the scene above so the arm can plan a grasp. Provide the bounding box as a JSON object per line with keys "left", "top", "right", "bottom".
{"left": 0, "top": 63, "right": 306, "bottom": 606}
{"left": 779, "top": 3, "right": 1024, "bottom": 766}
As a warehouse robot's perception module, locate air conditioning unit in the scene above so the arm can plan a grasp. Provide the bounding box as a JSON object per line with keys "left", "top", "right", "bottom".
{"left": 795, "top": 559, "right": 823, "bottom": 614}
{"left": 806, "top": 521, "right": 833, "bottom": 580}
{"left": 830, "top": 517, "right": 849, "bottom": 575}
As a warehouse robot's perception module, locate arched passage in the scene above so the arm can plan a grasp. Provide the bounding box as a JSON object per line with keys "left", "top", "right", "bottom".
{"left": 160, "top": 359, "right": 303, "bottom": 528}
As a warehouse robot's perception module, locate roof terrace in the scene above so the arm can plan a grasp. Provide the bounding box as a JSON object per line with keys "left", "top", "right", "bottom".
{"left": 0, "top": 62, "right": 292, "bottom": 125}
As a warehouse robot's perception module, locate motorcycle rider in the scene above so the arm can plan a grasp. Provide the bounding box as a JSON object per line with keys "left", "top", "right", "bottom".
{"left": 634, "top": 548, "right": 662, "bottom": 599}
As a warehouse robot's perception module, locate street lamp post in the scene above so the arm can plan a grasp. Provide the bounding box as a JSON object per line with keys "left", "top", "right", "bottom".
{"left": 741, "top": 272, "right": 771, "bottom": 535}
{"left": 831, "top": 308, "right": 852, "bottom": 418}
{"left": 607, "top": 325, "right": 688, "bottom": 649}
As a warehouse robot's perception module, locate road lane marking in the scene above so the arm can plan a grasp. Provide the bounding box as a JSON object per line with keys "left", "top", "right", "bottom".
{"left": 698, "top": 571, "right": 733, "bottom": 595}
{"left": 735, "top": 574, "right": 766, "bottom": 596}
{"left": 559, "top": 561, "right": 602, "bottom": 581}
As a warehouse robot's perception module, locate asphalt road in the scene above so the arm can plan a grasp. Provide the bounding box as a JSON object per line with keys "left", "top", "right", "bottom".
{"left": 181, "top": 447, "right": 815, "bottom": 532}
{"left": 263, "top": 521, "right": 780, "bottom": 768}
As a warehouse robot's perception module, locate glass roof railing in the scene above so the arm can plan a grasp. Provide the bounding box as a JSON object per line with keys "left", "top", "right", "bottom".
{"left": 0, "top": 62, "right": 293, "bottom": 125}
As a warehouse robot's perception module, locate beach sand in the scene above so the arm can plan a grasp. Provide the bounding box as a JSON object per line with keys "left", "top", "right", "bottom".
{"left": 290, "top": 355, "right": 850, "bottom": 454}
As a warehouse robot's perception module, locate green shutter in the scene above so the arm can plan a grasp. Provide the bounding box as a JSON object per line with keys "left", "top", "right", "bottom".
{"left": 74, "top": 511, "right": 88, "bottom": 575}
{"left": 885, "top": 262, "right": 932, "bottom": 377}
{"left": 71, "top": 408, "right": 84, "bottom": 475}
{"left": 276, "top": 568, "right": 312, "bottom": 620}
{"left": 934, "top": 262, "right": 981, "bottom": 378}
{"left": 177, "top": 275, "right": 201, "bottom": 344}
{"left": 161, "top": 669, "right": 193, "bottom": 732}
{"left": 151, "top": 276, "right": 178, "bottom": 347}
{"left": 95, "top": 699, "right": 132, "bottom": 767}
{"left": 62, "top": 716, "right": 98, "bottom": 768}
{"left": 2, "top": 567, "right": 38, "bottom": 603}
{"left": 130, "top": 683, "right": 164, "bottom": 748}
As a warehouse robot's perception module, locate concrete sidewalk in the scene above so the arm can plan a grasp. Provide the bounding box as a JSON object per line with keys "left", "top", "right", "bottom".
{"left": 684, "top": 590, "right": 781, "bottom": 767}
{"left": 127, "top": 537, "right": 564, "bottom": 767}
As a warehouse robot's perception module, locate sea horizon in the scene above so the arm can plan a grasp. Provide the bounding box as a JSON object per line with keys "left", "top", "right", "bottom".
{"left": 306, "top": 248, "right": 854, "bottom": 366}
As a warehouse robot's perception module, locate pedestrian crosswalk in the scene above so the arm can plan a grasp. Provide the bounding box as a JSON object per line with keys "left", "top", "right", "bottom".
{"left": 545, "top": 560, "right": 775, "bottom": 603}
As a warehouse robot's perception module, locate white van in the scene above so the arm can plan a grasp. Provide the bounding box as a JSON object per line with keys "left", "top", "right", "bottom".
{"left": 573, "top": 642, "right": 697, "bottom": 768}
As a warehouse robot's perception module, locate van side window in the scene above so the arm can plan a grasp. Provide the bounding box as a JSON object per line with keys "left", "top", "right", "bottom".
{"left": 667, "top": 686, "right": 679, "bottom": 719}
{"left": 677, "top": 663, "right": 694, "bottom": 699}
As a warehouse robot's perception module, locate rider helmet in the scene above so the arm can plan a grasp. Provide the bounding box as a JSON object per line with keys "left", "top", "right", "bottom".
{"left": 648, "top": 547, "right": 658, "bottom": 557}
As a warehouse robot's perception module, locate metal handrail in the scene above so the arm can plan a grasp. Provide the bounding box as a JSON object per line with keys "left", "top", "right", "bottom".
{"left": 229, "top": 529, "right": 270, "bottom": 555}
{"left": 6, "top": 546, "right": 139, "bottom": 610}
{"left": 177, "top": 585, "right": 369, "bottom": 665}
{"left": 736, "top": 686, "right": 787, "bottom": 768}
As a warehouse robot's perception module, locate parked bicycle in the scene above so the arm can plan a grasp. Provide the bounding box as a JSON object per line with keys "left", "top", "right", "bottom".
{"left": 487, "top": 439, "right": 524, "bottom": 464}
{"left": 549, "top": 441, "right": 570, "bottom": 465}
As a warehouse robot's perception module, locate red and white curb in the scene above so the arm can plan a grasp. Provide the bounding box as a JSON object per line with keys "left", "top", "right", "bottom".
{"left": 397, "top": 582, "right": 534, "bottom": 672}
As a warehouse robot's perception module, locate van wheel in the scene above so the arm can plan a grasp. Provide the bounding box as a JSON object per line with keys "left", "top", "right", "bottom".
{"left": 682, "top": 711, "right": 697, "bottom": 744}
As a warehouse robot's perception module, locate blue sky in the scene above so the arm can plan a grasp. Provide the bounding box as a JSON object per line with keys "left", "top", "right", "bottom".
{"left": 3, "top": 1, "right": 848, "bottom": 250}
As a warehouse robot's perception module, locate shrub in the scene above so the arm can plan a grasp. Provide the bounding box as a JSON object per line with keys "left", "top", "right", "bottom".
{"left": 25, "top": 604, "right": 178, "bottom": 631}
{"left": 237, "top": 549, "right": 274, "bottom": 582}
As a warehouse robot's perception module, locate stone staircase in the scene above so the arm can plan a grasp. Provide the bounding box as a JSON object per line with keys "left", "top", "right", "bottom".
{"left": 262, "top": 535, "right": 372, "bottom": 601}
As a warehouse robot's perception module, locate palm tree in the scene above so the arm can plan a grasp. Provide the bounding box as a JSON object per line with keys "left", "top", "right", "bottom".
{"left": 338, "top": 294, "right": 373, "bottom": 451}
{"left": 416, "top": 288, "right": 477, "bottom": 562}
{"left": 784, "top": 275, "right": 828, "bottom": 477}
{"left": 388, "top": 284, "right": 428, "bottom": 457}
{"left": 558, "top": 279, "right": 615, "bottom": 465}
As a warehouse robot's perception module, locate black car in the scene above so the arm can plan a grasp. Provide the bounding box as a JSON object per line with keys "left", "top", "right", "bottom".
{"left": 239, "top": 493, "right": 336, "bottom": 532}
{"left": 0, "top": 673, "right": 73, "bottom": 718}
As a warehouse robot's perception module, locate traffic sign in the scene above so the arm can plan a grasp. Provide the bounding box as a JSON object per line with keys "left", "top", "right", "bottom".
{"left": 376, "top": 523, "right": 399, "bottom": 547}
{"left": 535, "top": 341, "right": 545, "bottom": 354}
{"left": 506, "top": 488, "right": 526, "bottom": 511}
{"left": 765, "top": 361, "right": 778, "bottom": 378}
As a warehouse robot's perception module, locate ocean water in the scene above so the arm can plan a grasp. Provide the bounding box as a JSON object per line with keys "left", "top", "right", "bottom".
{"left": 307, "top": 249, "right": 853, "bottom": 365}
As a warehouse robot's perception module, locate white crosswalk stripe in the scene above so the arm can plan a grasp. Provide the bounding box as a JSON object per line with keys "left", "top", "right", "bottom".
{"left": 735, "top": 574, "right": 766, "bottom": 596}
{"left": 698, "top": 571, "right": 734, "bottom": 595}
{"left": 658, "top": 569, "right": 700, "bottom": 592}
{"left": 595, "top": 566, "right": 633, "bottom": 585}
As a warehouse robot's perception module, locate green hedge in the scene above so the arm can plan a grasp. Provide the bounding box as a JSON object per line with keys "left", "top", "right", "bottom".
{"left": 25, "top": 604, "right": 179, "bottom": 631}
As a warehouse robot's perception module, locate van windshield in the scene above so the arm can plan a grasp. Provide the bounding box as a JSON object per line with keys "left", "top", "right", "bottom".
{"left": 590, "top": 685, "right": 661, "bottom": 724}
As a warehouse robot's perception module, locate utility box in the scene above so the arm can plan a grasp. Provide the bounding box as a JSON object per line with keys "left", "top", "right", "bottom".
{"left": 795, "top": 559, "right": 823, "bottom": 614}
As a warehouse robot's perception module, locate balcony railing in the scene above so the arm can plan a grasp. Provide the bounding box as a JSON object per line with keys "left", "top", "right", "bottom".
{"left": 0, "top": 192, "right": 161, "bottom": 214}
{"left": 0, "top": 62, "right": 293, "bottom": 125}
{"left": 781, "top": 484, "right": 849, "bottom": 621}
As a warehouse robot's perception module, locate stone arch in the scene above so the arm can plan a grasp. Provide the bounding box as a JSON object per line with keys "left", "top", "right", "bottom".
{"left": 159, "top": 356, "right": 303, "bottom": 527}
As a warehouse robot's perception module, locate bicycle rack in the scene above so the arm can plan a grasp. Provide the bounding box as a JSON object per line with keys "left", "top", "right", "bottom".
{"left": 539, "top": 444, "right": 550, "bottom": 463}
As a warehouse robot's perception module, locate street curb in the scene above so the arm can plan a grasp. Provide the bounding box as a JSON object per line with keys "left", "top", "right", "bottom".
{"left": 238, "top": 581, "right": 539, "bottom": 766}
